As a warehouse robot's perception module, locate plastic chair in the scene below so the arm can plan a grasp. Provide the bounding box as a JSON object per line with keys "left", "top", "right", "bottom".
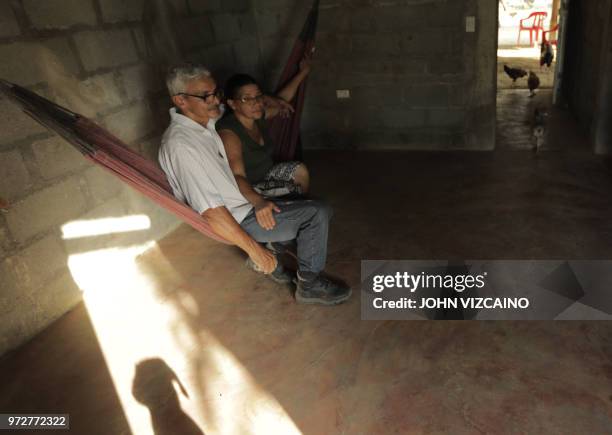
{"left": 543, "top": 24, "right": 559, "bottom": 46}
{"left": 517, "top": 11, "right": 548, "bottom": 46}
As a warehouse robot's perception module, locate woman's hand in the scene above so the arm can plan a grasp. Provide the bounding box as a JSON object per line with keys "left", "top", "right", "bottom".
{"left": 299, "top": 47, "right": 315, "bottom": 74}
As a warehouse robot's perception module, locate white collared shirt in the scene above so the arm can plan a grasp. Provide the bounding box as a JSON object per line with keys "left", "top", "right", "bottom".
{"left": 159, "top": 108, "right": 253, "bottom": 223}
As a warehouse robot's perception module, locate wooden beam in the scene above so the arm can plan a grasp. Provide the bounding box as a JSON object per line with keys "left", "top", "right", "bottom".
{"left": 551, "top": 0, "right": 561, "bottom": 29}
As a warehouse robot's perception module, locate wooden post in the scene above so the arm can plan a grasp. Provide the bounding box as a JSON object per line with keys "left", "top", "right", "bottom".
{"left": 551, "top": 0, "right": 561, "bottom": 29}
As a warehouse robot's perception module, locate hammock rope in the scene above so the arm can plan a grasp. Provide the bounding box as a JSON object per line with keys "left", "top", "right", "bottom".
{"left": 269, "top": 0, "right": 319, "bottom": 162}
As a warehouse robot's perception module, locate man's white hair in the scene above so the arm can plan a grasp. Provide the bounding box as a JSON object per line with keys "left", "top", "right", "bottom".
{"left": 166, "top": 64, "right": 212, "bottom": 96}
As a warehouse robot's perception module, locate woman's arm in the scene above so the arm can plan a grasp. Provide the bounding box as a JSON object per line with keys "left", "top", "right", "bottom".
{"left": 276, "top": 51, "right": 313, "bottom": 102}
{"left": 218, "top": 129, "right": 280, "bottom": 230}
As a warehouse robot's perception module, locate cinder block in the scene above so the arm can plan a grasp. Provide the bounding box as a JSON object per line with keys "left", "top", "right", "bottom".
{"left": 0, "top": 306, "right": 42, "bottom": 357}
{"left": 120, "top": 64, "right": 164, "bottom": 102}
{"left": 401, "top": 31, "right": 449, "bottom": 54}
{"left": 188, "top": 0, "right": 222, "bottom": 13}
{"left": 253, "top": 0, "right": 293, "bottom": 13}
{"left": 132, "top": 28, "right": 148, "bottom": 59}
{"left": 255, "top": 13, "right": 280, "bottom": 37}
{"left": 352, "top": 34, "right": 401, "bottom": 57}
{"left": 167, "top": 0, "right": 188, "bottom": 16}
{"left": 404, "top": 85, "right": 449, "bottom": 107}
{"left": 61, "top": 197, "right": 128, "bottom": 254}
{"left": 428, "top": 108, "right": 466, "bottom": 127}
{"left": 20, "top": 234, "right": 67, "bottom": 291}
{"left": 349, "top": 9, "right": 373, "bottom": 33}
{"left": 428, "top": 2, "right": 465, "bottom": 28}
{"left": 0, "top": 150, "right": 32, "bottom": 201}
{"left": 0, "top": 256, "right": 27, "bottom": 316}
{"left": 49, "top": 72, "right": 125, "bottom": 119}
{"left": 139, "top": 136, "right": 163, "bottom": 163}
{"left": 428, "top": 56, "right": 465, "bottom": 74}
{"left": 74, "top": 30, "right": 139, "bottom": 72}
{"left": 0, "top": 223, "right": 12, "bottom": 257}
{"left": 0, "top": 2, "right": 20, "bottom": 37}
{"left": 83, "top": 165, "right": 125, "bottom": 206}
{"left": 77, "top": 72, "right": 125, "bottom": 113}
{"left": 31, "top": 136, "right": 90, "bottom": 180}
{"left": 318, "top": 8, "right": 350, "bottom": 33}
{"left": 352, "top": 84, "right": 403, "bottom": 106}
{"left": 210, "top": 14, "right": 241, "bottom": 42}
{"left": 381, "top": 108, "right": 427, "bottom": 129}
{"left": 5, "top": 177, "right": 87, "bottom": 244}
{"left": 233, "top": 37, "right": 260, "bottom": 71}
{"left": 259, "top": 36, "right": 294, "bottom": 66}
{"left": 99, "top": 0, "right": 145, "bottom": 23}
{"left": 0, "top": 38, "right": 81, "bottom": 86}
{"left": 23, "top": 0, "right": 97, "bottom": 29}
{"left": 238, "top": 14, "right": 257, "bottom": 36}
{"left": 102, "top": 103, "right": 156, "bottom": 144}
{"left": 35, "top": 270, "right": 82, "bottom": 326}
{"left": 222, "top": 0, "right": 250, "bottom": 12}
{"left": 199, "top": 44, "right": 236, "bottom": 76}
{"left": 177, "top": 16, "right": 215, "bottom": 50}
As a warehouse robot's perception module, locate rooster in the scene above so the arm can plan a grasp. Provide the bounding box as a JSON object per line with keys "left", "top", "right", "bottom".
{"left": 504, "top": 65, "right": 527, "bottom": 86}
{"left": 540, "top": 37, "right": 554, "bottom": 68}
{"left": 528, "top": 71, "right": 540, "bottom": 97}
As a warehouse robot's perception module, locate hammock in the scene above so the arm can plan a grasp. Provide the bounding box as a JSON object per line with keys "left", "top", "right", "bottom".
{"left": 269, "top": 0, "right": 319, "bottom": 162}
{"left": 0, "top": 1, "right": 319, "bottom": 245}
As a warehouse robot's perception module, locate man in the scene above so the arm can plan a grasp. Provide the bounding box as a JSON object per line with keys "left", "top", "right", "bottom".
{"left": 158, "top": 64, "right": 351, "bottom": 305}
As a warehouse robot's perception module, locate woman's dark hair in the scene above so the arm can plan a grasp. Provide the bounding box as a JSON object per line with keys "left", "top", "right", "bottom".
{"left": 224, "top": 74, "right": 259, "bottom": 100}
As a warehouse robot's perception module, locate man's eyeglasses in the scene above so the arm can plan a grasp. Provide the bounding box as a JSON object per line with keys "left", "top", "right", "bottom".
{"left": 176, "top": 89, "right": 224, "bottom": 103}
{"left": 238, "top": 94, "right": 265, "bottom": 105}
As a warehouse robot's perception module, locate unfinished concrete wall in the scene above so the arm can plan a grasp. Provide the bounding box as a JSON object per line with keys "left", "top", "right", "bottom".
{"left": 254, "top": 0, "right": 497, "bottom": 150}
{"left": 0, "top": 0, "right": 261, "bottom": 356}
{"left": 593, "top": 2, "right": 612, "bottom": 154}
{"left": 563, "top": 0, "right": 612, "bottom": 144}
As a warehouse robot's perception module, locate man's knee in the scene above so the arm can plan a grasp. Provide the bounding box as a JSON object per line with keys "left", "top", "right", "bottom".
{"left": 309, "top": 200, "right": 333, "bottom": 221}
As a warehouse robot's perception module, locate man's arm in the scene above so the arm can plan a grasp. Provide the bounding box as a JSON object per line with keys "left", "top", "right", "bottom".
{"left": 218, "top": 129, "right": 280, "bottom": 230}
{"left": 203, "top": 206, "right": 277, "bottom": 274}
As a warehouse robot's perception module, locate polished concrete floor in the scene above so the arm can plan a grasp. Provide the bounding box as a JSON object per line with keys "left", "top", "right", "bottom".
{"left": 1, "top": 125, "right": 612, "bottom": 432}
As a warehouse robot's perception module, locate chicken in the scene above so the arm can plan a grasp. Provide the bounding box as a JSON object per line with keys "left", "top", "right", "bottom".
{"left": 504, "top": 65, "right": 527, "bottom": 86}
{"left": 540, "top": 38, "right": 554, "bottom": 68}
{"left": 528, "top": 71, "right": 540, "bottom": 97}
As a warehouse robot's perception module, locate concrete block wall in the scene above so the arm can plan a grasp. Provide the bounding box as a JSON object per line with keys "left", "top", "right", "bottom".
{"left": 563, "top": 0, "right": 612, "bottom": 154}
{"left": 253, "top": 0, "right": 497, "bottom": 151}
{"left": 563, "top": 0, "right": 611, "bottom": 137}
{"left": 0, "top": 0, "right": 262, "bottom": 356}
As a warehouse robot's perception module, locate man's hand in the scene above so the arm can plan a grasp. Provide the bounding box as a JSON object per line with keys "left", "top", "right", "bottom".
{"left": 255, "top": 200, "right": 280, "bottom": 230}
{"left": 249, "top": 246, "right": 277, "bottom": 274}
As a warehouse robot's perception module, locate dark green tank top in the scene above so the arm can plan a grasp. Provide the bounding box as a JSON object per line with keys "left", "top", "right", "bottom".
{"left": 217, "top": 113, "right": 275, "bottom": 184}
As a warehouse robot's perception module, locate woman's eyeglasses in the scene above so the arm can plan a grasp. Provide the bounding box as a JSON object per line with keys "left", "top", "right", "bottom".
{"left": 238, "top": 95, "right": 265, "bottom": 105}
{"left": 176, "top": 88, "right": 224, "bottom": 103}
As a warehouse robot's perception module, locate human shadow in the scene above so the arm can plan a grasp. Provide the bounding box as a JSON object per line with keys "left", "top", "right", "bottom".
{"left": 132, "top": 358, "right": 204, "bottom": 435}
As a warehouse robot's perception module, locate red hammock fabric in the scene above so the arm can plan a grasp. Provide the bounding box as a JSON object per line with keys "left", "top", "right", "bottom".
{"left": 269, "top": 0, "right": 319, "bottom": 162}
{"left": 0, "top": 2, "right": 319, "bottom": 245}
{"left": 0, "top": 80, "right": 230, "bottom": 244}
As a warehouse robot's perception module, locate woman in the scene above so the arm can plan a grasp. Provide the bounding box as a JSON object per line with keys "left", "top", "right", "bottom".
{"left": 217, "top": 55, "right": 312, "bottom": 230}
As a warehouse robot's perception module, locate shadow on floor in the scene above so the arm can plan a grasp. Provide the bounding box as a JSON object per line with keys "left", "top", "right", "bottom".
{"left": 132, "top": 358, "right": 204, "bottom": 435}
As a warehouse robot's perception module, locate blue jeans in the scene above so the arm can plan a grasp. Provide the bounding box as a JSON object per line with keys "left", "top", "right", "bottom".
{"left": 240, "top": 199, "right": 332, "bottom": 275}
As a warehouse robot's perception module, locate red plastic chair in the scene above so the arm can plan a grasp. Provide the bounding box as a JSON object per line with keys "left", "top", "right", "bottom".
{"left": 543, "top": 24, "right": 559, "bottom": 46}
{"left": 517, "top": 11, "right": 548, "bottom": 46}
